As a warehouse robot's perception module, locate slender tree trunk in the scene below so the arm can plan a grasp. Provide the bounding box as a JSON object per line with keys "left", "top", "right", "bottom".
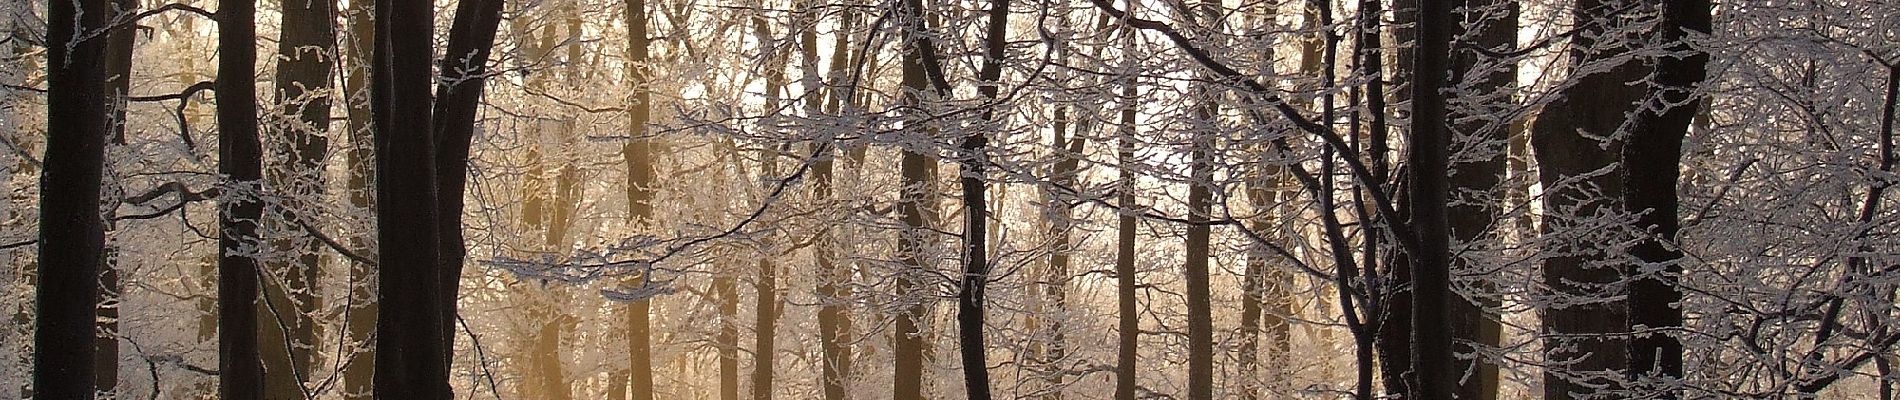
{"left": 622, "top": 0, "right": 658, "bottom": 396}
{"left": 429, "top": 0, "right": 505, "bottom": 360}
{"left": 36, "top": 0, "right": 112, "bottom": 392}
{"left": 894, "top": 0, "right": 942, "bottom": 396}
{"left": 1530, "top": 0, "right": 1646, "bottom": 397}
{"left": 956, "top": 0, "right": 1006, "bottom": 397}
{"left": 811, "top": 5, "right": 856, "bottom": 398}
{"left": 339, "top": 0, "right": 379, "bottom": 396}
{"left": 1624, "top": 0, "right": 1710, "bottom": 396}
{"left": 94, "top": 2, "right": 136, "bottom": 392}
{"left": 1042, "top": 103, "right": 1084, "bottom": 399}
{"left": 1113, "top": 16, "right": 1140, "bottom": 400}
{"left": 264, "top": 0, "right": 337, "bottom": 395}
{"left": 218, "top": 0, "right": 267, "bottom": 395}
{"left": 1446, "top": 1, "right": 1515, "bottom": 399}
{"left": 716, "top": 258, "right": 740, "bottom": 400}
{"left": 1183, "top": 2, "right": 1218, "bottom": 399}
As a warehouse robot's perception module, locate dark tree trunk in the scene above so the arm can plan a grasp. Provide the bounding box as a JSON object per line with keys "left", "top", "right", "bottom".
{"left": 218, "top": 0, "right": 267, "bottom": 395}
{"left": 94, "top": 2, "right": 136, "bottom": 391}
{"left": 264, "top": 0, "right": 337, "bottom": 395}
{"left": 35, "top": 0, "right": 112, "bottom": 392}
{"left": 1624, "top": 0, "right": 1710, "bottom": 396}
{"left": 370, "top": 0, "right": 446, "bottom": 394}
{"left": 1113, "top": 19, "right": 1140, "bottom": 400}
{"left": 1446, "top": 1, "right": 1516, "bottom": 399}
{"left": 1530, "top": 0, "right": 1647, "bottom": 397}
{"left": 1042, "top": 104, "right": 1084, "bottom": 399}
{"left": 956, "top": 0, "right": 1006, "bottom": 397}
{"left": 429, "top": 0, "right": 505, "bottom": 357}
{"left": 1405, "top": 0, "right": 1455, "bottom": 398}
{"left": 338, "top": 0, "right": 378, "bottom": 396}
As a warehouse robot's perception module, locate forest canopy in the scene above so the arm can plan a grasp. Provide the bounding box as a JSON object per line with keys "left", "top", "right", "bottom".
{"left": 2, "top": 0, "right": 1898, "bottom": 398}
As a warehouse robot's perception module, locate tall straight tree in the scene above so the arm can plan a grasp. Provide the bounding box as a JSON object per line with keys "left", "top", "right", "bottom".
{"left": 1113, "top": 13, "right": 1140, "bottom": 400}
{"left": 1446, "top": 1, "right": 1516, "bottom": 399}
{"left": 264, "top": 0, "right": 338, "bottom": 394}
{"left": 95, "top": 0, "right": 137, "bottom": 391}
{"left": 620, "top": 0, "right": 659, "bottom": 396}
{"left": 1529, "top": 0, "right": 1647, "bottom": 397}
{"left": 370, "top": 0, "right": 447, "bottom": 393}
{"left": 1182, "top": 0, "right": 1218, "bottom": 398}
{"left": 1624, "top": 0, "right": 1711, "bottom": 395}
{"left": 337, "top": 0, "right": 379, "bottom": 396}
{"left": 956, "top": 0, "right": 1007, "bottom": 396}
{"left": 809, "top": 5, "right": 856, "bottom": 399}
{"left": 894, "top": 0, "right": 947, "bottom": 395}
{"left": 217, "top": 0, "right": 267, "bottom": 395}
{"left": 1405, "top": 0, "right": 1455, "bottom": 398}
{"left": 36, "top": 0, "right": 112, "bottom": 393}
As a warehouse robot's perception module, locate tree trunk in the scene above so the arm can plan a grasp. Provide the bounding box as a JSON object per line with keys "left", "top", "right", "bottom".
{"left": 716, "top": 259, "right": 740, "bottom": 400}
{"left": 339, "top": 0, "right": 379, "bottom": 396}
{"left": 36, "top": 0, "right": 112, "bottom": 392}
{"left": 1530, "top": 0, "right": 1646, "bottom": 397}
{"left": 622, "top": 0, "right": 658, "bottom": 396}
{"left": 1183, "top": 2, "right": 1218, "bottom": 399}
{"left": 429, "top": 0, "right": 505, "bottom": 359}
{"left": 1405, "top": 0, "right": 1455, "bottom": 398}
{"left": 1113, "top": 16, "right": 1140, "bottom": 400}
{"left": 370, "top": 0, "right": 447, "bottom": 394}
{"left": 957, "top": 0, "right": 1006, "bottom": 397}
{"left": 218, "top": 0, "right": 267, "bottom": 395}
{"left": 1624, "top": 0, "right": 1710, "bottom": 396}
{"left": 811, "top": 5, "right": 855, "bottom": 398}
{"left": 264, "top": 0, "right": 337, "bottom": 395}
{"left": 1446, "top": 1, "right": 1515, "bottom": 399}
{"left": 94, "top": 3, "right": 136, "bottom": 392}
{"left": 894, "top": 0, "right": 942, "bottom": 396}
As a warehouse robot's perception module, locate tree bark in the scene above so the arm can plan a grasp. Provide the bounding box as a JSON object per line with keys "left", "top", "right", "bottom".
{"left": 621, "top": 0, "right": 658, "bottom": 396}
{"left": 1406, "top": 0, "right": 1455, "bottom": 398}
{"left": 1446, "top": 1, "right": 1516, "bottom": 399}
{"left": 339, "top": 0, "right": 379, "bottom": 396}
{"left": 370, "top": 0, "right": 447, "bottom": 394}
{"left": 957, "top": 0, "right": 1006, "bottom": 396}
{"left": 1183, "top": 2, "right": 1218, "bottom": 399}
{"left": 1624, "top": 0, "right": 1710, "bottom": 396}
{"left": 36, "top": 0, "right": 112, "bottom": 392}
{"left": 811, "top": 6, "right": 855, "bottom": 398}
{"left": 1113, "top": 16, "right": 1140, "bottom": 400}
{"left": 894, "top": 0, "right": 943, "bottom": 396}
{"left": 94, "top": 2, "right": 136, "bottom": 391}
{"left": 1530, "top": 1, "right": 1647, "bottom": 397}
{"left": 429, "top": 0, "right": 506, "bottom": 358}
{"left": 264, "top": 0, "right": 337, "bottom": 395}
{"left": 218, "top": 0, "right": 268, "bottom": 395}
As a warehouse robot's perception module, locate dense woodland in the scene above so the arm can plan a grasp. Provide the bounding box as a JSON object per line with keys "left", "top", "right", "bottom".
{"left": 1, "top": 0, "right": 1897, "bottom": 398}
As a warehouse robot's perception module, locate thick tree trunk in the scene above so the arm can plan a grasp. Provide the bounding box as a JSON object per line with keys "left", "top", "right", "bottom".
{"left": 370, "top": 0, "right": 447, "bottom": 394}
{"left": 36, "top": 0, "right": 112, "bottom": 393}
{"left": 1406, "top": 0, "right": 1455, "bottom": 398}
{"left": 1530, "top": 1, "right": 1646, "bottom": 397}
{"left": 218, "top": 0, "right": 267, "bottom": 396}
{"left": 715, "top": 260, "right": 740, "bottom": 400}
{"left": 1624, "top": 0, "right": 1710, "bottom": 396}
{"left": 894, "top": 0, "right": 941, "bottom": 396}
{"left": 264, "top": 0, "right": 337, "bottom": 395}
{"left": 1446, "top": 1, "right": 1516, "bottom": 399}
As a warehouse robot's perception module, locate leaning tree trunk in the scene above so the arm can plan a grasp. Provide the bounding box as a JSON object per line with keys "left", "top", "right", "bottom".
{"left": 37, "top": 0, "right": 112, "bottom": 393}
{"left": 1624, "top": 0, "right": 1710, "bottom": 396}
{"left": 428, "top": 0, "right": 505, "bottom": 358}
{"left": 956, "top": 0, "right": 1007, "bottom": 397}
{"left": 218, "top": 0, "right": 267, "bottom": 395}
